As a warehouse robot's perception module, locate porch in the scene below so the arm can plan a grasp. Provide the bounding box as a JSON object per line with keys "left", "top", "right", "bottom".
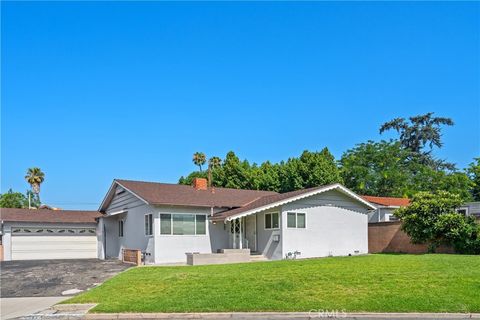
{"left": 221, "top": 211, "right": 281, "bottom": 260}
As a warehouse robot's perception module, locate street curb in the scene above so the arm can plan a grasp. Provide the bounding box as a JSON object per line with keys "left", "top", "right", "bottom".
{"left": 83, "top": 312, "right": 480, "bottom": 319}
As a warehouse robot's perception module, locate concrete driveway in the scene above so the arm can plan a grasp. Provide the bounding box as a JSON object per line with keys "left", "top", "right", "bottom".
{"left": 0, "top": 259, "right": 131, "bottom": 320}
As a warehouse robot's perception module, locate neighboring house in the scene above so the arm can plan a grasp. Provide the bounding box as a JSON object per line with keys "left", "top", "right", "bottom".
{"left": 98, "top": 178, "right": 376, "bottom": 264}
{"left": 362, "top": 196, "right": 410, "bottom": 223}
{"left": 457, "top": 202, "right": 480, "bottom": 219}
{"left": 0, "top": 208, "right": 101, "bottom": 261}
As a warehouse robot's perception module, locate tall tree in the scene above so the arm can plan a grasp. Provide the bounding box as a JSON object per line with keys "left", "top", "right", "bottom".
{"left": 467, "top": 158, "right": 480, "bottom": 201}
{"left": 192, "top": 152, "right": 206, "bottom": 172}
{"left": 340, "top": 140, "right": 411, "bottom": 197}
{"left": 207, "top": 156, "right": 222, "bottom": 187}
{"left": 340, "top": 140, "right": 472, "bottom": 200}
{"left": 380, "top": 113, "right": 454, "bottom": 155}
{"left": 25, "top": 167, "right": 45, "bottom": 206}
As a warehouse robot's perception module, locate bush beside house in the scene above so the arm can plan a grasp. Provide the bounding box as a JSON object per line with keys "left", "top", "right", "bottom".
{"left": 395, "top": 191, "right": 480, "bottom": 254}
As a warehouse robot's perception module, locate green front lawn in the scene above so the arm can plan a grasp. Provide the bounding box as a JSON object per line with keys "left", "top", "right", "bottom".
{"left": 66, "top": 254, "right": 480, "bottom": 313}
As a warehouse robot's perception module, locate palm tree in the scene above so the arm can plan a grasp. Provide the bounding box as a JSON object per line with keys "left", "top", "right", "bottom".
{"left": 25, "top": 167, "right": 45, "bottom": 207}
{"left": 192, "top": 152, "right": 206, "bottom": 172}
{"left": 208, "top": 156, "right": 222, "bottom": 187}
{"left": 209, "top": 156, "right": 221, "bottom": 168}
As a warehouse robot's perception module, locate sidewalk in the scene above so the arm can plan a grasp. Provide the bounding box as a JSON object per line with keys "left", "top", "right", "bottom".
{"left": 0, "top": 297, "right": 67, "bottom": 320}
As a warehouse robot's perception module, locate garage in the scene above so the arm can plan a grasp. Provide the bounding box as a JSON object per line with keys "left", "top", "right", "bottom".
{"left": 11, "top": 227, "right": 97, "bottom": 260}
{"left": 1, "top": 208, "right": 101, "bottom": 261}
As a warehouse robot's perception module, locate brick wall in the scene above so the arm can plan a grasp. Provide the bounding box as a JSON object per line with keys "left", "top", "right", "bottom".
{"left": 368, "top": 221, "right": 454, "bottom": 254}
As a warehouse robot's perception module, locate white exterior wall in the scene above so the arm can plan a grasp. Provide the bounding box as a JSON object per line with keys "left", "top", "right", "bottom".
{"left": 281, "top": 190, "right": 369, "bottom": 259}
{"left": 153, "top": 206, "right": 215, "bottom": 264}
{"left": 368, "top": 207, "right": 397, "bottom": 223}
{"left": 256, "top": 210, "right": 282, "bottom": 260}
{"left": 103, "top": 186, "right": 155, "bottom": 263}
{"left": 104, "top": 203, "right": 155, "bottom": 263}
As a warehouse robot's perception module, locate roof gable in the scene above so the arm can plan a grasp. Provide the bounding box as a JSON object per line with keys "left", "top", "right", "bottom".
{"left": 212, "top": 183, "right": 377, "bottom": 222}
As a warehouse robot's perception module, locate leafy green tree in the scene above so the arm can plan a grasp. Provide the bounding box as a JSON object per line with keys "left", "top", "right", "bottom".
{"left": 0, "top": 189, "right": 41, "bottom": 208}
{"left": 215, "top": 151, "right": 251, "bottom": 189}
{"left": 380, "top": 112, "right": 454, "bottom": 154}
{"left": 467, "top": 158, "right": 480, "bottom": 201}
{"left": 180, "top": 149, "right": 342, "bottom": 192}
{"left": 178, "top": 171, "right": 208, "bottom": 185}
{"left": 0, "top": 189, "right": 28, "bottom": 208}
{"left": 192, "top": 152, "right": 206, "bottom": 172}
{"left": 252, "top": 161, "right": 281, "bottom": 192}
{"left": 340, "top": 140, "right": 411, "bottom": 197}
{"left": 395, "top": 191, "right": 479, "bottom": 254}
{"left": 340, "top": 140, "right": 473, "bottom": 200}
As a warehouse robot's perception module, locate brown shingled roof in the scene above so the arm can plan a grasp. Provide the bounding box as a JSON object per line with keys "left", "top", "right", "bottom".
{"left": 211, "top": 186, "right": 324, "bottom": 221}
{"left": 361, "top": 195, "right": 410, "bottom": 207}
{"left": 1, "top": 208, "right": 102, "bottom": 224}
{"left": 114, "top": 179, "right": 278, "bottom": 209}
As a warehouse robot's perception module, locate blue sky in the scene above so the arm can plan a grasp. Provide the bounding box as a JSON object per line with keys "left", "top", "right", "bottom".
{"left": 2, "top": 2, "right": 479, "bottom": 210}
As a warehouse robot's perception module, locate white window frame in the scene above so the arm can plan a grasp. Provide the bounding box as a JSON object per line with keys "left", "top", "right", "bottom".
{"left": 286, "top": 212, "right": 306, "bottom": 229}
{"left": 264, "top": 212, "right": 280, "bottom": 230}
{"left": 456, "top": 207, "right": 469, "bottom": 215}
{"left": 145, "top": 213, "right": 153, "bottom": 237}
{"left": 158, "top": 213, "right": 207, "bottom": 236}
{"left": 118, "top": 219, "right": 124, "bottom": 237}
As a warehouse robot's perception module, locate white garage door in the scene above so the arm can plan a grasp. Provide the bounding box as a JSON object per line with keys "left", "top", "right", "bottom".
{"left": 11, "top": 227, "right": 97, "bottom": 260}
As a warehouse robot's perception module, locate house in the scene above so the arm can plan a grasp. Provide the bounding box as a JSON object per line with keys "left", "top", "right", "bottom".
{"left": 362, "top": 196, "right": 410, "bottom": 223}
{"left": 365, "top": 195, "right": 480, "bottom": 223}
{"left": 457, "top": 202, "right": 480, "bottom": 219}
{"left": 0, "top": 208, "right": 101, "bottom": 261}
{"left": 98, "top": 178, "right": 376, "bottom": 264}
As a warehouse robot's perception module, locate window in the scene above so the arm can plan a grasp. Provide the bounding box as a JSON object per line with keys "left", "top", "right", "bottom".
{"left": 145, "top": 214, "right": 153, "bottom": 236}
{"left": 287, "top": 212, "right": 306, "bottom": 229}
{"left": 195, "top": 215, "right": 206, "bottom": 235}
{"left": 173, "top": 214, "right": 195, "bottom": 235}
{"left": 297, "top": 213, "right": 306, "bottom": 228}
{"left": 159, "top": 214, "right": 206, "bottom": 235}
{"left": 265, "top": 212, "right": 279, "bottom": 230}
{"left": 287, "top": 212, "right": 296, "bottom": 228}
{"left": 160, "top": 214, "right": 171, "bottom": 235}
{"left": 118, "top": 220, "right": 124, "bottom": 237}
{"left": 456, "top": 208, "right": 468, "bottom": 215}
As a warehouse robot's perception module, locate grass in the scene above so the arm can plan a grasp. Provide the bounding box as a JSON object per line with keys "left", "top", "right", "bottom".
{"left": 65, "top": 254, "right": 480, "bottom": 313}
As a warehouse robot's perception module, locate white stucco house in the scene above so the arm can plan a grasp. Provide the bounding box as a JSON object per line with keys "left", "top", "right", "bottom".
{"left": 97, "top": 178, "right": 376, "bottom": 264}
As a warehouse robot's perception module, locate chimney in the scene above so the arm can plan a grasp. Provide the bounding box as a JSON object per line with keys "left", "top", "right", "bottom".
{"left": 192, "top": 178, "right": 208, "bottom": 191}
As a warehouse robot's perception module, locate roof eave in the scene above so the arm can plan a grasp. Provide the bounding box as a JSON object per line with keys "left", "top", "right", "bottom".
{"left": 220, "top": 183, "right": 377, "bottom": 223}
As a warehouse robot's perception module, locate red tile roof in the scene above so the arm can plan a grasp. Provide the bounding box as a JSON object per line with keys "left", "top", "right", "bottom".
{"left": 113, "top": 179, "right": 277, "bottom": 209}
{"left": 361, "top": 195, "right": 410, "bottom": 207}
{"left": 1, "top": 208, "right": 102, "bottom": 224}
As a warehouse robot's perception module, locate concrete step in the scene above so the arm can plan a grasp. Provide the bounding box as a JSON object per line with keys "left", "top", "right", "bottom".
{"left": 249, "top": 254, "right": 268, "bottom": 262}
